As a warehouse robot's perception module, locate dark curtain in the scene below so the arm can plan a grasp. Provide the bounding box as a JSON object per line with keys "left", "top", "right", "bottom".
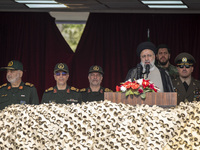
{"left": 0, "top": 12, "right": 74, "bottom": 101}
{"left": 1, "top": 12, "right": 200, "bottom": 100}
{"left": 72, "top": 13, "right": 200, "bottom": 91}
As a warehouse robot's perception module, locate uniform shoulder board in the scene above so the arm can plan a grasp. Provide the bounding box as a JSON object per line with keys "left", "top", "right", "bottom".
{"left": 45, "top": 87, "right": 54, "bottom": 92}
{"left": 0, "top": 83, "right": 7, "bottom": 89}
{"left": 104, "top": 88, "right": 113, "bottom": 92}
{"left": 80, "top": 88, "right": 86, "bottom": 92}
{"left": 71, "top": 86, "right": 79, "bottom": 92}
{"left": 25, "top": 82, "right": 34, "bottom": 87}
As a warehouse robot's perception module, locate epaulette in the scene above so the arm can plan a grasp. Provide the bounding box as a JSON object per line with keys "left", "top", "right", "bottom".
{"left": 104, "top": 88, "right": 113, "bottom": 92}
{"left": 71, "top": 86, "right": 79, "bottom": 92}
{"left": 80, "top": 88, "right": 86, "bottom": 92}
{"left": 25, "top": 82, "right": 34, "bottom": 87}
{"left": 45, "top": 87, "right": 54, "bottom": 92}
{"left": 0, "top": 83, "right": 7, "bottom": 89}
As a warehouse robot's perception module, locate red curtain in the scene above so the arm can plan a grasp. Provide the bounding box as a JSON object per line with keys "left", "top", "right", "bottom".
{"left": 72, "top": 13, "right": 200, "bottom": 91}
{"left": 0, "top": 12, "right": 74, "bottom": 101}
{"left": 1, "top": 12, "right": 200, "bottom": 101}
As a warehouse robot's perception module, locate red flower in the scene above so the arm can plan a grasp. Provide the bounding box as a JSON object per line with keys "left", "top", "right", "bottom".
{"left": 131, "top": 82, "right": 140, "bottom": 90}
{"left": 149, "top": 84, "right": 154, "bottom": 89}
{"left": 153, "top": 88, "right": 158, "bottom": 92}
{"left": 142, "top": 79, "right": 150, "bottom": 88}
{"left": 138, "top": 89, "right": 143, "bottom": 93}
{"left": 116, "top": 85, "right": 121, "bottom": 92}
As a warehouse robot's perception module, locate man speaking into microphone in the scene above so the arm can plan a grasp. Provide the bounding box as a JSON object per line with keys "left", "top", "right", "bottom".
{"left": 125, "top": 41, "right": 174, "bottom": 92}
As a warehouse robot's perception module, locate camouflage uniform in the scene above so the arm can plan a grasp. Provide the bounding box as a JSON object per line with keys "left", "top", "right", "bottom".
{"left": 156, "top": 63, "right": 179, "bottom": 79}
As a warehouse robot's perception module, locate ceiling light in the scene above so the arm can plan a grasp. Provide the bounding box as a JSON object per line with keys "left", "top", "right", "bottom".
{"left": 15, "top": 0, "right": 57, "bottom": 3}
{"left": 25, "top": 4, "right": 67, "bottom": 8}
{"left": 141, "top": 1, "right": 183, "bottom": 4}
{"left": 148, "top": 5, "right": 188, "bottom": 8}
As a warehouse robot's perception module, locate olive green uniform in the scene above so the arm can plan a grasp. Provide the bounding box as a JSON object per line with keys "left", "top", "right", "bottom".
{"left": 0, "top": 82, "right": 39, "bottom": 110}
{"left": 80, "top": 87, "right": 112, "bottom": 102}
{"left": 41, "top": 85, "right": 82, "bottom": 104}
{"left": 172, "top": 77, "right": 200, "bottom": 104}
{"left": 156, "top": 63, "right": 179, "bottom": 80}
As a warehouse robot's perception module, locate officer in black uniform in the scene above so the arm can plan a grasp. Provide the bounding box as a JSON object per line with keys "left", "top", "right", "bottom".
{"left": 41, "top": 63, "right": 82, "bottom": 104}
{"left": 80, "top": 65, "right": 112, "bottom": 102}
{"left": 172, "top": 52, "right": 200, "bottom": 104}
{"left": 0, "top": 60, "right": 39, "bottom": 110}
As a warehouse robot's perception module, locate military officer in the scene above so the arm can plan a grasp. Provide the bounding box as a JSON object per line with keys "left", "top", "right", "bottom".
{"left": 172, "top": 52, "right": 200, "bottom": 104}
{"left": 0, "top": 60, "right": 39, "bottom": 110}
{"left": 41, "top": 63, "right": 82, "bottom": 104}
{"left": 156, "top": 44, "right": 179, "bottom": 79}
{"left": 80, "top": 65, "right": 112, "bottom": 102}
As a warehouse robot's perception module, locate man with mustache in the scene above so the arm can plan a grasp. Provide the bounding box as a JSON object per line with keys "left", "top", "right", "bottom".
{"left": 172, "top": 52, "right": 200, "bottom": 104}
{"left": 41, "top": 63, "right": 82, "bottom": 104}
{"left": 156, "top": 44, "right": 178, "bottom": 79}
{"left": 125, "top": 41, "right": 173, "bottom": 92}
{"left": 0, "top": 60, "right": 39, "bottom": 110}
{"left": 81, "top": 65, "right": 112, "bottom": 102}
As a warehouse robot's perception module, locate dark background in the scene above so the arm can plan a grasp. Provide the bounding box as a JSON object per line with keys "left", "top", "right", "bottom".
{"left": 1, "top": 12, "right": 200, "bottom": 102}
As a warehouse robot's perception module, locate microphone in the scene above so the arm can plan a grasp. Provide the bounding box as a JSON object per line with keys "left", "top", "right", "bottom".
{"left": 136, "top": 63, "right": 142, "bottom": 79}
{"left": 145, "top": 64, "right": 150, "bottom": 79}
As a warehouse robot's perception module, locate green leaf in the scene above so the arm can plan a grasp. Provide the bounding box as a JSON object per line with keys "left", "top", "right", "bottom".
{"left": 140, "top": 93, "right": 146, "bottom": 99}
{"left": 133, "top": 91, "right": 140, "bottom": 95}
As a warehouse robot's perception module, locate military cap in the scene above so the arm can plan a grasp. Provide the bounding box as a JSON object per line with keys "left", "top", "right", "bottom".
{"left": 54, "top": 63, "right": 69, "bottom": 73}
{"left": 0, "top": 60, "right": 23, "bottom": 71}
{"left": 137, "top": 41, "right": 156, "bottom": 57}
{"left": 174, "top": 52, "right": 196, "bottom": 65}
{"left": 88, "top": 65, "right": 104, "bottom": 75}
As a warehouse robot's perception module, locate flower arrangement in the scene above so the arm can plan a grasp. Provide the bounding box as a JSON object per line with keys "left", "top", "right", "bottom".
{"left": 116, "top": 79, "right": 159, "bottom": 99}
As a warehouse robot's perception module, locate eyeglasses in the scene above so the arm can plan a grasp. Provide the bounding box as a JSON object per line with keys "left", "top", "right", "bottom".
{"left": 177, "top": 65, "right": 192, "bottom": 68}
{"left": 55, "top": 72, "right": 67, "bottom": 76}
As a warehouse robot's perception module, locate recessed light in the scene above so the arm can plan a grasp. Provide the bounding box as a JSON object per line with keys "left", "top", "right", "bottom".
{"left": 148, "top": 5, "right": 188, "bottom": 8}
{"left": 141, "top": 1, "right": 183, "bottom": 4}
{"left": 25, "top": 4, "right": 67, "bottom": 8}
{"left": 15, "top": 0, "right": 57, "bottom": 3}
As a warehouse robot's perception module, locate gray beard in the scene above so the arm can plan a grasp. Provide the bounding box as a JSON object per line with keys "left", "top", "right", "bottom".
{"left": 141, "top": 60, "right": 155, "bottom": 72}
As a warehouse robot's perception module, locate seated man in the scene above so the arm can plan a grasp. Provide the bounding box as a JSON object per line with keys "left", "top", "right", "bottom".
{"left": 81, "top": 65, "right": 112, "bottom": 102}
{"left": 0, "top": 60, "right": 39, "bottom": 110}
{"left": 41, "top": 63, "right": 82, "bottom": 104}
{"left": 125, "top": 41, "right": 174, "bottom": 92}
{"left": 172, "top": 52, "right": 200, "bottom": 104}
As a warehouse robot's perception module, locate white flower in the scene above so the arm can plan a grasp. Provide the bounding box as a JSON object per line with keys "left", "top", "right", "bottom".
{"left": 120, "top": 86, "right": 127, "bottom": 92}
{"left": 137, "top": 79, "right": 143, "bottom": 85}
